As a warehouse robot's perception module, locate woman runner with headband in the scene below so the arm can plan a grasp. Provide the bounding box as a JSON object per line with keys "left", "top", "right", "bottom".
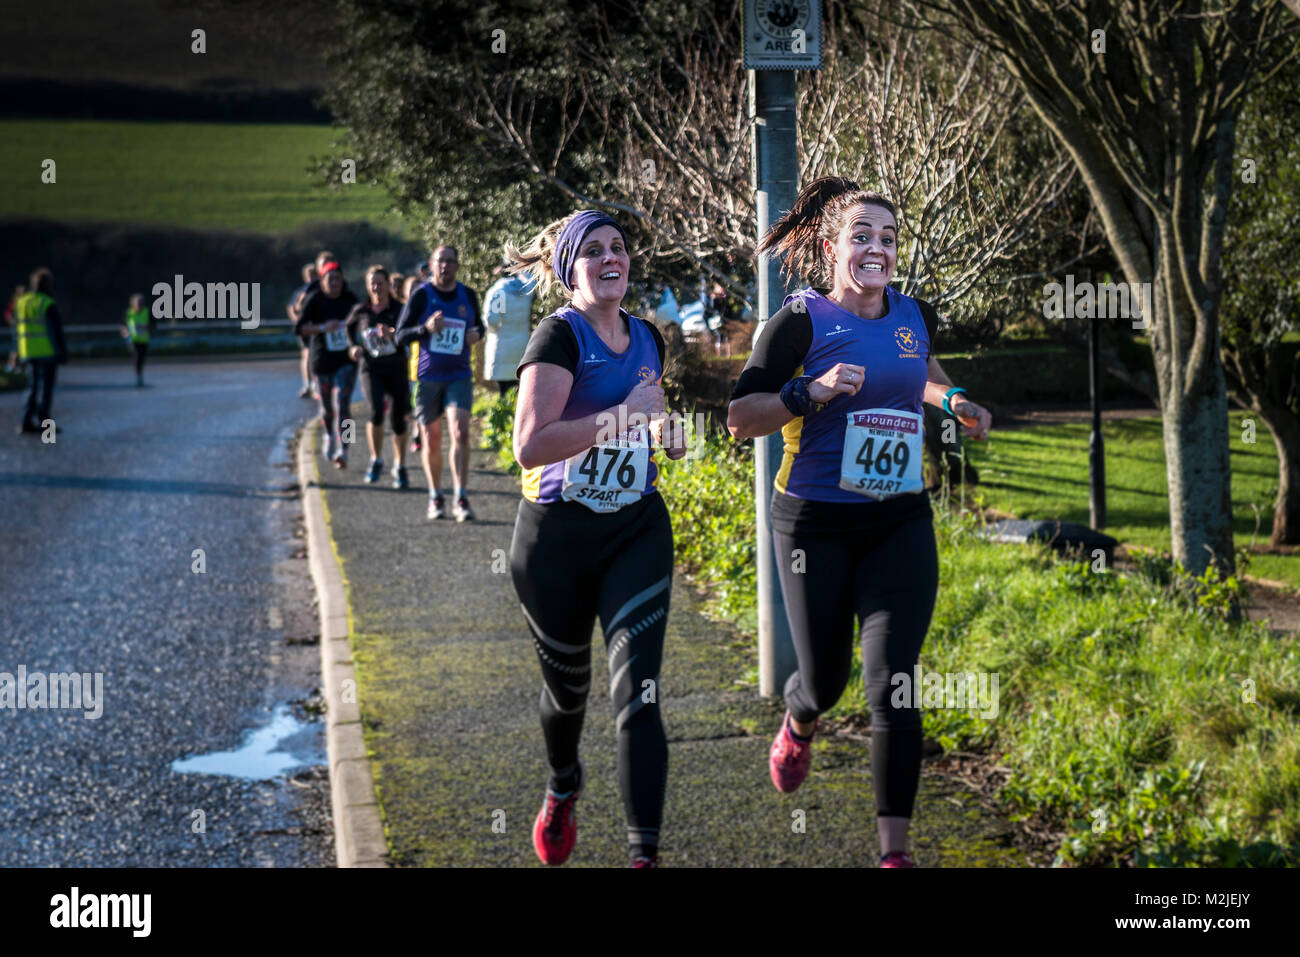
{"left": 507, "top": 210, "right": 687, "bottom": 868}
{"left": 728, "top": 176, "right": 992, "bottom": 867}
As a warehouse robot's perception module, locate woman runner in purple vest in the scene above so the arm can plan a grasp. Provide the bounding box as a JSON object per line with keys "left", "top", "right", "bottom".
{"left": 507, "top": 210, "right": 687, "bottom": 868}
{"left": 728, "top": 176, "right": 992, "bottom": 867}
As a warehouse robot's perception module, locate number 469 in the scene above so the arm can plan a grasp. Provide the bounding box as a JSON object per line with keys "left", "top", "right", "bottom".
{"left": 856, "top": 436, "right": 909, "bottom": 476}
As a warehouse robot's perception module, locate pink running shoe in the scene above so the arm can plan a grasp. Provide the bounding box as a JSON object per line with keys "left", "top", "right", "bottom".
{"left": 532, "top": 764, "right": 583, "bottom": 866}
{"left": 769, "top": 711, "right": 816, "bottom": 793}
{"left": 880, "top": 851, "right": 916, "bottom": 868}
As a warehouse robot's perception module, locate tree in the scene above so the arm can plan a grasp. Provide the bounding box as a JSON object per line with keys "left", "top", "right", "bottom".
{"left": 1220, "top": 45, "right": 1300, "bottom": 546}
{"left": 935, "top": 0, "right": 1289, "bottom": 577}
{"left": 803, "top": 4, "right": 1088, "bottom": 336}
{"left": 318, "top": 1, "right": 1104, "bottom": 323}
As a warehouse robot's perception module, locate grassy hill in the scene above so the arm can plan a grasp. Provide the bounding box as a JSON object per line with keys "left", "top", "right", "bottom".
{"left": 0, "top": 120, "right": 405, "bottom": 234}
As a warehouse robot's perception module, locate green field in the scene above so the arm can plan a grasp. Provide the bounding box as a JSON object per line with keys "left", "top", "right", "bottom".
{"left": 0, "top": 120, "right": 405, "bottom": 233}
{"left": 963, "top": 412, "right": 1297, "bottom": 588}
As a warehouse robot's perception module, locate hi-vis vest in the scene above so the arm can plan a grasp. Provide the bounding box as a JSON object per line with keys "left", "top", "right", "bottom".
{"left": 126, "top": 307, "right": 150, "bottom": 343}
{"left": 16, "top": 292, "right": 55, "bottom": 360}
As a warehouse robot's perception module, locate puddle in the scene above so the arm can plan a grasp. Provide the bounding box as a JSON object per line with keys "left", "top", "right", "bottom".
{"left": 171, "top": 704, "right": 324, "bottom": 780}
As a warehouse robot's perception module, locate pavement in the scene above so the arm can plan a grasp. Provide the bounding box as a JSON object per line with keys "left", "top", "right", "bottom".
{"left": 313, "top": 389, "right": 1043, "bottom": 867}
{"left": 0, "top": 355, "right": 333, "bottom": 866}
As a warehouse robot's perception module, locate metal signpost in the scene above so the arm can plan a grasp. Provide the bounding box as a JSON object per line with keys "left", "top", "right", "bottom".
{"left": 743, "top": 0, "right": 822, "bottom": 696}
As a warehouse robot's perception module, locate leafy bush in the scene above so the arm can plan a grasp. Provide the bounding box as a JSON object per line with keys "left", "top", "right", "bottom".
{"left": 472, "top": 386, "right": 520, "bottom": 476}
{"left": 655, "top": 418, "right": 757, "bottom": 625}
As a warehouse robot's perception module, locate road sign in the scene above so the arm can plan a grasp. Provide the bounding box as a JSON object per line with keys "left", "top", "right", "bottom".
{"left": 743, "top": 0, "right": 823, "bottom": 70}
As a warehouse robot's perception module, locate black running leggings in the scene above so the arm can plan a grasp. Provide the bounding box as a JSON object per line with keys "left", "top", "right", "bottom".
{"left": 132, "top": 341, "right": 148, "bottom": 377}
{"left": 361, "top": 362, "right": 410, "bottom": 434}
{"left": 510, "top": 493, "right": 673, "bottom": 858}
{"left": 774, "top": 512, "right": 938, "bottom": 818}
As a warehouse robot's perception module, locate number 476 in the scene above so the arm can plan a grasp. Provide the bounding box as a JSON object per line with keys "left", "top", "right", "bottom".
{"left": 578, "top": 447, "right": 637, "bottom": 488}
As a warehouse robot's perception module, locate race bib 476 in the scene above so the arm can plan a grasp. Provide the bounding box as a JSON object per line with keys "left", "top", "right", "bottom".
{"left": 561, "top": 431, "right": 649, "bottom": 513}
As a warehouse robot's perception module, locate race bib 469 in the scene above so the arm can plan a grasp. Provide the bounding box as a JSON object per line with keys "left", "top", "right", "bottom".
{"left": 839, "top": 409, "right": 925, "bottom": 500}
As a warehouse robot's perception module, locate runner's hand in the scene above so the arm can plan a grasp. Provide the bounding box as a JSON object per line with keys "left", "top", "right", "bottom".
{"left": 424, "top": 310, "right": 445, "bottom": 334}
{"left": 657, "top": 414, "right": 688, "bottom": 460}
{"left": 952, "top": 399, "right": 992, "bottom": 441}
{"left": 624, "top": 374, "right": 666, "bottom": 418}
{"left": 809, "top": 363, "right": 865, "bottom": 403}
{"left": 324, "top": 320, "right": 341, "bottom": 334}
{"left": 348, "top": 346, "right": 364, "bottom": 362}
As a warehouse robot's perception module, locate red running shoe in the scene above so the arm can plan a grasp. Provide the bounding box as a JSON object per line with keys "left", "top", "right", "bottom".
{"left": 630, "top": 855, "right": 660, "bottom": 868}
{"left": 880, "top": 851, "right": 916, "bottom": 868}
{"left": 532, "top": 763, "right": 583, "bottom": 866}
{"left": 769, "top": 711, "right": 816, "bottom": 793}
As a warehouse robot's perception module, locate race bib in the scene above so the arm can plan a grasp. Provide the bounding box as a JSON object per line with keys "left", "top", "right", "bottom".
{"left": 428, "top": 318, "right": 465, "bottom": 355}
{"left": 362, "top": 327, "right": 397, "bottom": 358}
{"left": 562, "top": 431, "right": 649, "bottom": 513}
{"left": 324, "top": 326, "right": 349, "bottom": 352}
{"left": 839, "top": 409, "right": 925, "bottom": 500}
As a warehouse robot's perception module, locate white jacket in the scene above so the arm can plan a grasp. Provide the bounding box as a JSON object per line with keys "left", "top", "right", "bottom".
{"left": 483, "top": 276, "right": 535, "bottom": 380}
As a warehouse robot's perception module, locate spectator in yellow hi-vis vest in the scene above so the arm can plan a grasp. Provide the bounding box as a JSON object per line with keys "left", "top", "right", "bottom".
{"left": 16, "top": 267, "right": 67, "bottom": 436}
{"left": 119, "top": 293, "right": 155, "bottom": 387}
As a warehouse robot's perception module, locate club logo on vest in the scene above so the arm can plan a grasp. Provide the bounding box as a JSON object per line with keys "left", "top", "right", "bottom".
{"left": 637, "top": 365, "right": 656, "bottom": 383}
{"left": 895, "top": 326, "right": 921, "bottom": 357}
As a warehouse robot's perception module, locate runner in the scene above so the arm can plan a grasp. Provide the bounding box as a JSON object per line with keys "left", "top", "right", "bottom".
{"left": 288, "top": 262, "right": 318, "bottom": 398}
{"left": 507, "top": 209, "right": 687, "bottom": 868}
{"left": 4, "top": 284, "right": 24, "bottom": 374}
{"left": 400, "top": 275, "right": 422, "bottom": 455}
{"left": 15, "top": 268, "right": 67, "bottom": 435}
{"left": 346, "top": 265, "right": 411, "bottom": 488}
{"left": 394, "top": 246, "right": 484, "bottom": 522}
{"left": 726, "top": 176, "right": 992, "bottom": 868}
{"left": 483, "top": 259, "right": 535, "bottom": 396}
{"left": 119, "top": 293, "right": 154, "bottom": 387}
{"left": 295, "top": 261, "right": 361, "bottom": 468}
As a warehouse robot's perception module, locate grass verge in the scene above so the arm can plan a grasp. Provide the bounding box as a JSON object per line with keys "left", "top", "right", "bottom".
{"left": 962, "top": 413, "right": 1297, "bottom": 588}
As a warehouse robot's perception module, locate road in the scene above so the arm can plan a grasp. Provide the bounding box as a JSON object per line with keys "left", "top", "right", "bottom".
{"left": 0, "top": 355, "right": 333, "bottom": 866}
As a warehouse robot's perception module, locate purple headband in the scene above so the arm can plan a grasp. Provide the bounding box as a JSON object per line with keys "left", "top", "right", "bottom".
{"left": 552, "top": 210, "right": 626, "bottom": 292}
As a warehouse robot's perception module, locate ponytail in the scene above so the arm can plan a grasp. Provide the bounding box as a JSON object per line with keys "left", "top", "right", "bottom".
{"left": 758, "top": 176, "right": 899, "bottom": 287}
{"left": 504, "top": 213, "right": 580, "bottom": 300}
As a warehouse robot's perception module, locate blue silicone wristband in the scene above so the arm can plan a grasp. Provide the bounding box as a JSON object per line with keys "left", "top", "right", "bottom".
{"left": 943, "top": 387, "right": 967, "bottom": 416}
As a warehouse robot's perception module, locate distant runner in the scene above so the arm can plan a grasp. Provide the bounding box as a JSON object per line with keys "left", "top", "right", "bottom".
{"left": 395, "top": 246, "right": 484, "bottom": 522}
{"left": 346, "top": 265, "right": 411, "bottom": 488}
{"left": 295, "top": 261, "right": 361, "bottom": 468}
{"left": 119, "top": 293, "right": 154, "bottom": 387}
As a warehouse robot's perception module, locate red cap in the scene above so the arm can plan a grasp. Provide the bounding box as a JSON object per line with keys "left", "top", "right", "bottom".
{"left": 320, "top": 261, "right": 341, "bottom": 275}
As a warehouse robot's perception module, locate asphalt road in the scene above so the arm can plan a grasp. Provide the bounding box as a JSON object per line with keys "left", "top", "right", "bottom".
{"left": 0, "top": 355, "right": 333, "bottom": 866}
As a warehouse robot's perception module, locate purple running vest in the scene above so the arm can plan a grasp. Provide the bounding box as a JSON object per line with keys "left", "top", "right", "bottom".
{"left": 522, "top": 306, "right": 663, "bottom": 504}
{"left": 776, "top": 286, "right": 929, "bottom": 503}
